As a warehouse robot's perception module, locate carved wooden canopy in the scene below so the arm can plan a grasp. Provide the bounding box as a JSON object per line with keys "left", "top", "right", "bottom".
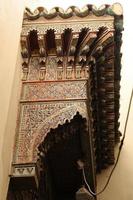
{"left": 7, "top": 3, "right": 123, "bottom": 200}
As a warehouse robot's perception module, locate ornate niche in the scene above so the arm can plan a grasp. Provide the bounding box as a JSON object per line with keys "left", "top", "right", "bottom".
{"left": 7, "top": 3, "right": 123, "bottom": 200}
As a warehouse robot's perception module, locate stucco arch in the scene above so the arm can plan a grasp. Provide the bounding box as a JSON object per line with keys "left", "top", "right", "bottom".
{"left": 31, "top": 103, "right": 88, "bottom": 162}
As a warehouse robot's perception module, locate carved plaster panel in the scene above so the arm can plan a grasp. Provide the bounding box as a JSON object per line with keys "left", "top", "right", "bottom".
{"left": 22, "top": 20, "right": 114, "bottom": 35}
{"left": 21, "top": 81, "right": 87, "bottom": 101}
{"left": 28, "top": 56, "right": 57, "bottom": 81}
{"left": 28, "top": 57, "right": 40, "bottom": 80}
{"left": 45, "top": 56, "right": 57, "bottom": 80}
{"left": 14, "top": 101, "right": 87, "bottom": 164}
{"left": 25, "top": 56, "right": 88, "bottom": 81}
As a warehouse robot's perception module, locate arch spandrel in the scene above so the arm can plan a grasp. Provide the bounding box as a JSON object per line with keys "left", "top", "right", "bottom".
{"left": 14, "top": 101, "right": 88, "bottom": 164}
{"left": 32, "top": 103, "right": 88, "bottom": 162}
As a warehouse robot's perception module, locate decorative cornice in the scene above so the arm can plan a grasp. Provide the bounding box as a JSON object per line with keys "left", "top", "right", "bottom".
{"left": 24, "top": 3, "right": 123, "bottom": 20}
{"left": 22, "top": 20, "right": 114, "bottom": 35}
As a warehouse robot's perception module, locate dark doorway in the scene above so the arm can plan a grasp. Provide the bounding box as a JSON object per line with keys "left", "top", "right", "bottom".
{"left": 38, "top": 112, "right": 89, "bottom": 200}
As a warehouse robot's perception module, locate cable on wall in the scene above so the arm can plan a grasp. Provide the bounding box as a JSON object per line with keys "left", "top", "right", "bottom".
{"left": 83, "top": 87, "right": 133, "bottom": 196}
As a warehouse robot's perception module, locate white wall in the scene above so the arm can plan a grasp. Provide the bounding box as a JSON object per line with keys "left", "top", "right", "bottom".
{"left": 97, "top": 1, "right": 133, "bottom": 199}
{"left": 0, "top": 1, "right": 25, "bottom": 199}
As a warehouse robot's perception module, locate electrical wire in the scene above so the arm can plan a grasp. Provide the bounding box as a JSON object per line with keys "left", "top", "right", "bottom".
{"left": 83, "top": 87, "right": 133, "bottom": 196}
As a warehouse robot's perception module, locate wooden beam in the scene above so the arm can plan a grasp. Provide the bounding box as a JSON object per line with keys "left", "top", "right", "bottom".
{"left": 91, "top": 30, "right": 114, "bottom": 56}
{"left": 55, "top": 34, "right": 63, "bottom": 56}
{"left": 67, "top": 32, "right": 79, "bottom": 56}
{"left": 38, "top": 34, "right": 46, "bottom": 57}
{"left": 65, "top": 30, "right": 73, "bottom": 56}
{"left": 77, "top": 31, "right": 97, "bottom": 56}
{"left": 21, "top": 35, "right": 30, "bottom": 58}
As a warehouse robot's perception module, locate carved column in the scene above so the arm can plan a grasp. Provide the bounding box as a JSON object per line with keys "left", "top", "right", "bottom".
{"left": 7, "top": 163, "right": 40, "bottom": 200}
{"left": 86, "top": 58, "right": 97, "bottom": 191}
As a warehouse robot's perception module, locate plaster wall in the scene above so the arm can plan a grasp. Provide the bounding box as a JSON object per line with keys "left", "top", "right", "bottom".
{"left": 0, "top": 0, "right": 25, "bottom": 199}
{"left": 97, "top": 1, "right": 133, "bottom": 199}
